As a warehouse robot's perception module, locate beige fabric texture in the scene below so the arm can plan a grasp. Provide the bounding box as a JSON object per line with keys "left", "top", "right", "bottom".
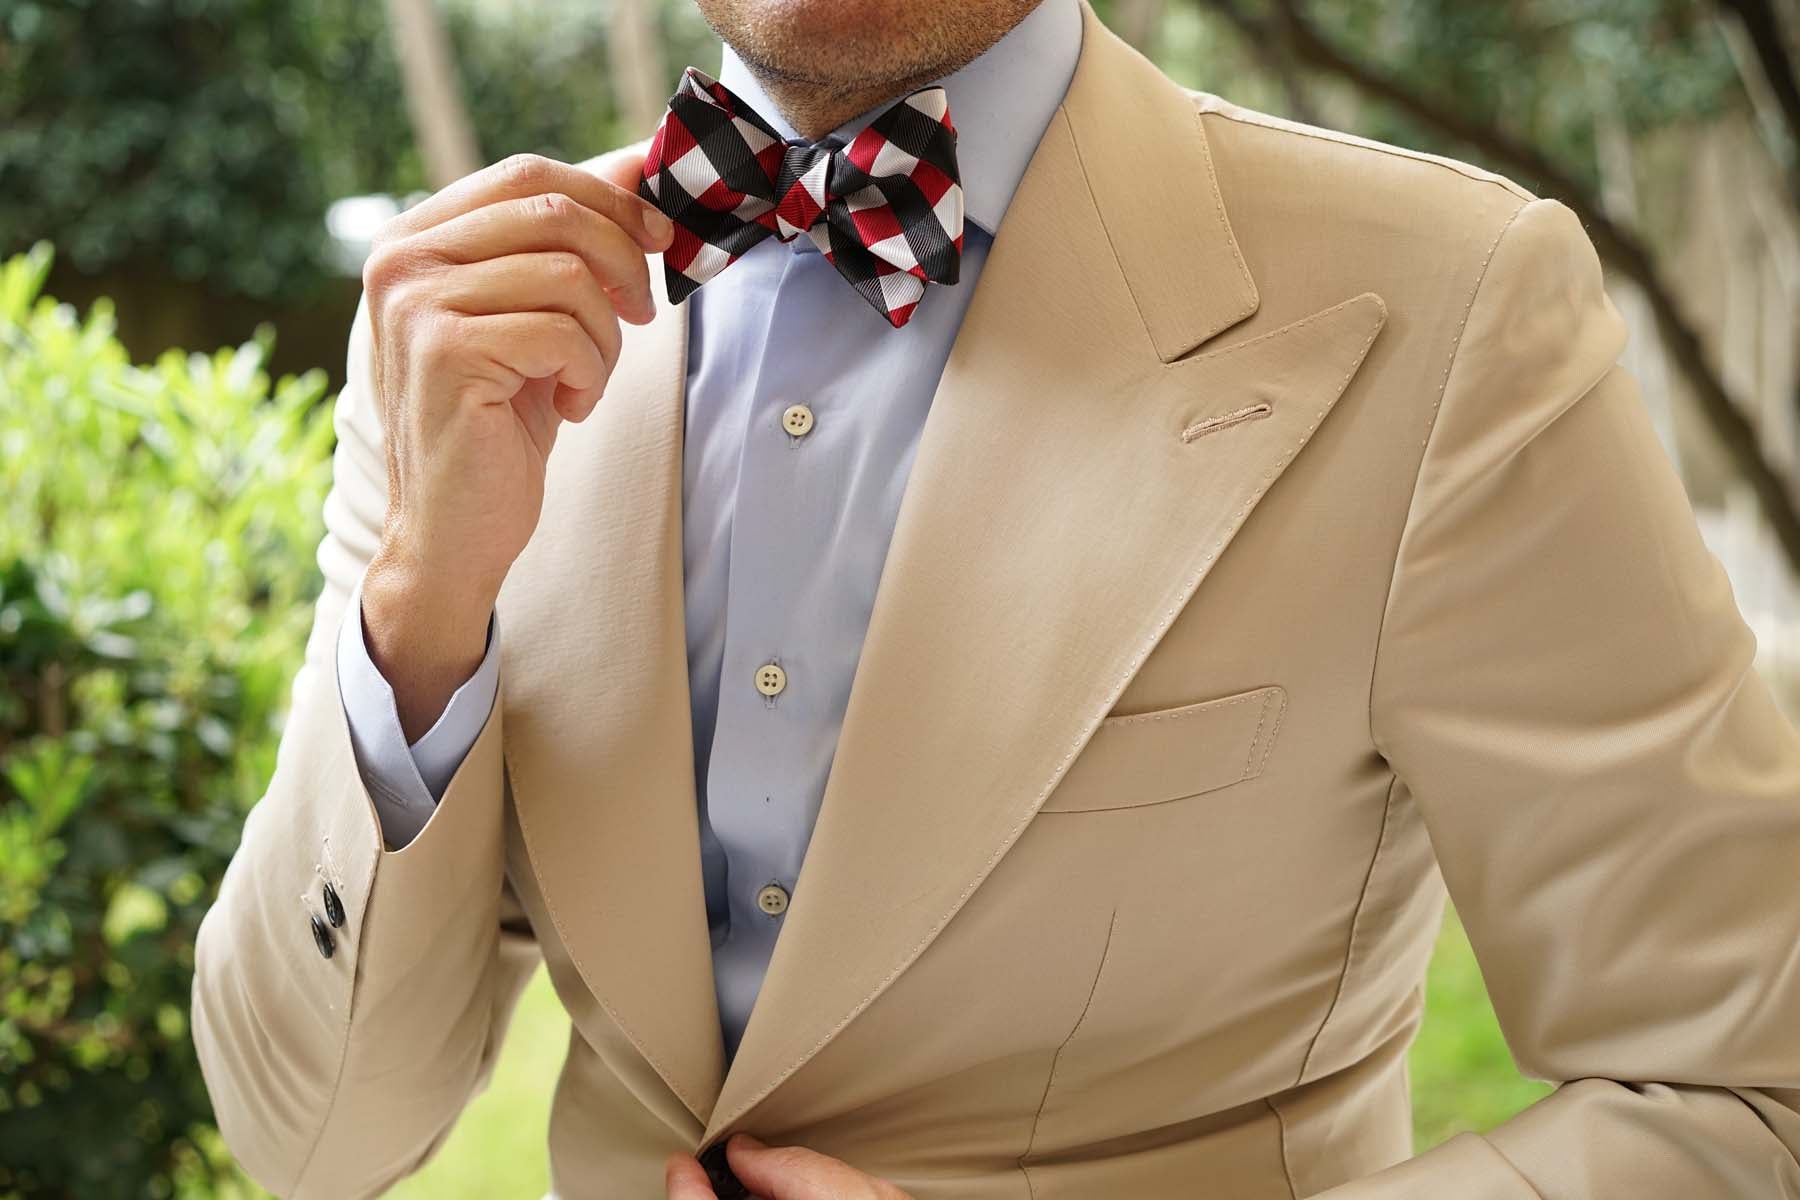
{"left": 190, "top": 3, "right": 1800, "bottom": 1196}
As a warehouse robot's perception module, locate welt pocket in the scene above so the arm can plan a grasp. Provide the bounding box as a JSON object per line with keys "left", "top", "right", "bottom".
{"left": 1039, "top": 685, "right": 1287, "bottom": 814}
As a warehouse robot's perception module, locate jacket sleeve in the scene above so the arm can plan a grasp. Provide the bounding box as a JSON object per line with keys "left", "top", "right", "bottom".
{"left": 190, "top": 290, "right": 542, "bottom": 1198}
{"left": 1318, "top": 197, "right": 1800, "bottom": 1198}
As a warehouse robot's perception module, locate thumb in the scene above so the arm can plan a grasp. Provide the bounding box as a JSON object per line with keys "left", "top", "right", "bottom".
{"left": 724, "top": 1133, "right": 846, "bottom": 1200}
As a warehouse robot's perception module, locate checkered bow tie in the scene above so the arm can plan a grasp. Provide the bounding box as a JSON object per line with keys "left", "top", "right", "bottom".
{"left": 637, "top": 66, "right": 965, "bottom": 329}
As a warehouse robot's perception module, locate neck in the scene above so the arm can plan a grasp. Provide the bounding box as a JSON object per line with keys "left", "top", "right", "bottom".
{"left": 745, "top": 68, "right": 942, "bottom": 142}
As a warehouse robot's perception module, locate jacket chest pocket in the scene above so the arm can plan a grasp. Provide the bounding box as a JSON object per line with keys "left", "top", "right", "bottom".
{"left": 1039, "top": 684, "right": 1287, "bottom": 814}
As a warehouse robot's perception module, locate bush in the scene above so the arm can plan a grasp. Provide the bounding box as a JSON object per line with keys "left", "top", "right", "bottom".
{"left": 0, "top": 243, "right": 333, "bottom": 1198}
{"left": 0, "top": 0, "right": 720, "bottom": 308}
{"left": 0, "top": 0, "right": 399, "bottom": 304}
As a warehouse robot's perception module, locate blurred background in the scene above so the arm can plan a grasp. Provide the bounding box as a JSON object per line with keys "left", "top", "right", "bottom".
{"left": 2, "top": 0, "right": 1798, "bottom": 1196}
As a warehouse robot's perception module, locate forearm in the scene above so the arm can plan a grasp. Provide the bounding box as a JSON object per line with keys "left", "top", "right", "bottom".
{"left": 1308, "top": 1080, "right": 1800, "bottom": 1198}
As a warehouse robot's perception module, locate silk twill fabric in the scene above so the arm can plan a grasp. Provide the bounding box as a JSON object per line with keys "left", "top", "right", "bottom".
{"left": 638, "top": 66, "right": 965, "bottom": 328}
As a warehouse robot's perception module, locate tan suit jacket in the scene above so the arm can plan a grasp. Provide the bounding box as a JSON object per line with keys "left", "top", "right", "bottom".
{"left": 192, "top": 3, "right": 1800, "bottom": 1196}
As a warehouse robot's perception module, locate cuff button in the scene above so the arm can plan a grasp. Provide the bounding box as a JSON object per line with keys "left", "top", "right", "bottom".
{"left": 322, "top": 881, "right": 345, "bottom": 928}
{"left": 310, "top": 913, "right": 336, "bottom": 959}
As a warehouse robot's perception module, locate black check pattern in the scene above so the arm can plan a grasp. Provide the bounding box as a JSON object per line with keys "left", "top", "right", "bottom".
{"left": 638, "top": 66, "right": 965, "bottom": 328}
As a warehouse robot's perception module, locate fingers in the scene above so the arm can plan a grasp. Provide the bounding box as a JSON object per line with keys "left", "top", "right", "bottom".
{"left": 408, "top": 192, "right": 656, "bottom": 325}
{"left": 725, "top": 1133, "right": 891, "bottom": 1200}
{"left": 664, "top": 1151, "right": 717, "bottom": 1200}
{"left": 385, "top": 151, "right": 673, "bottom": 253}
{"left": 447, "top": 310, "right": 613, "bottom": 422}
{"left": 433, "top": 253, "right": 626, "bottom": 360}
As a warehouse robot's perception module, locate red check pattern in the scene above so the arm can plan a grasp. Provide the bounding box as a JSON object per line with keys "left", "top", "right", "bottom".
{"left": 638, "top": 66, "right": 964, "bottom": 329}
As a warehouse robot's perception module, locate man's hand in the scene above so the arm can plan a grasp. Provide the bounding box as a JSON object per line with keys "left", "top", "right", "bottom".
{"left": 357, "top": 140, "right": 671, "bottom": 738}
{"left": 664, "top": 1133, "right": 915, "bottom": 1200}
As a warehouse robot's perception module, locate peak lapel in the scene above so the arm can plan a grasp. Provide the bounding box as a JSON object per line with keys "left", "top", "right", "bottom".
{"left": 498, "top": 268, "right": 726, "bottom": 1128}
{"left": 704, "top": 3, "right": 1387, "bottom": 1143}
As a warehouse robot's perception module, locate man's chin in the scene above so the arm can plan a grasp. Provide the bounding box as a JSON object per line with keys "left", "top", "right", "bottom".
{"left": 716, "top": 0, "right": 905, "bottom": 36}
{"left": 698, "top": 0, "right": 950, "bottom": 87}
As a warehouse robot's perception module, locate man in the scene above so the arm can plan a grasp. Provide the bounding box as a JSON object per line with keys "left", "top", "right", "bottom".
{"left": 191, "top": 0, "right": 1800, "bottom": 1195}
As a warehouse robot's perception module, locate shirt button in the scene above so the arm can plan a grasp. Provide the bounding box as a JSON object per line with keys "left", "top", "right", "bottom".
{"left": 756, "top": 883, "right": 790, "bottom": 916}
{"left": 781, "top": 403, "right": 814, "bottom": 437}
{"left": 754, "top": 662, "right": 786, "bottom": 696}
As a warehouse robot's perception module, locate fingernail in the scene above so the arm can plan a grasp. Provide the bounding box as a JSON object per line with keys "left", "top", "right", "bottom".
{"left": 643, "top": 206, "right": 673, "bottom": 243}
{"left": 733, "top": 1133, "right": 766, "bottom": 1150}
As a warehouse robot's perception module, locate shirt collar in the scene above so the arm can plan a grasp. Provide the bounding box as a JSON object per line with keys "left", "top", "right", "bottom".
{"left": 714, "top": 0, "right": 1082, "bottom": 237}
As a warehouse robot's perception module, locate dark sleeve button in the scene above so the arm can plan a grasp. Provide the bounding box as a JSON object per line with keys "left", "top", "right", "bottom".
{"left": 697, "top": 1141, "right": 748, "bottom": 1199}
{"left": 310, "top": 913, "right": 336, "bottom": 959}
{"left": 322, "top": 881, "right": 345, "bottom": 928}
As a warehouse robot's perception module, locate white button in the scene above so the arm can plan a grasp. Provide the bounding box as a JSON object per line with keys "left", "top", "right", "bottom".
{"left": 755, "top": 662, "right": 787, "bottom": 696}
{"left": 782, "top": 403, "right": 814, "bottom": 437}
{"left": 757, "top": 883, "right": 790, "bottom": 916}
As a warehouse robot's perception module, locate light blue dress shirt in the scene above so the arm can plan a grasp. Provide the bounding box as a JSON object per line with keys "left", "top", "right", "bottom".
{"left": 337, "top": 0, "right": 1083, "bottom": 1064}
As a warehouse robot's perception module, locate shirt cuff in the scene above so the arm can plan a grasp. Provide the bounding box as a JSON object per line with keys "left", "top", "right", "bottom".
{"left": 335, "top": 573, "right": 501, "bottom": 848}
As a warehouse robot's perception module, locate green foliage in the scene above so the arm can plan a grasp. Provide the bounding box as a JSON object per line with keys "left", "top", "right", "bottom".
{"left": 0, "top": 243, "right": 333, "bottom": 1198}
{"left": 449, "top": 1, "right": 645, "bottom": 177}
{"left": 1150, "top": 0, "right": 1742, "bottom": 202}
{"left": 1307, "top": 0, "right": 1740, "bottom": 195}
{"left": 0, "top": 0, "right": 719, "bottom": 309}
{"left": 0, "top": 0, "right": 397, "bottom": 302}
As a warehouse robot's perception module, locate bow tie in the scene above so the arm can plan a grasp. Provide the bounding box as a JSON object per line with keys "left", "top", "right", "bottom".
{"left": 637, "top": 66, "right": 964, "bottom": 329}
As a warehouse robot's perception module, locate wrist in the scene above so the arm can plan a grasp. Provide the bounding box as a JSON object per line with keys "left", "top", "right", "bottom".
{"left": 364, "top": 545, "right": 496, "bottom": 642}
{"left": 361, "top": 547, "right": 498, "bottom": 741}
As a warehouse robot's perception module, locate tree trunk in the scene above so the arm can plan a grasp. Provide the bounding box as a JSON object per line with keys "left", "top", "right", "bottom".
{"left": 385, "top": 0, "right": 482, "bottom": 189}
{"left": 607, "top": 0, "right": 671, "bottom": 140}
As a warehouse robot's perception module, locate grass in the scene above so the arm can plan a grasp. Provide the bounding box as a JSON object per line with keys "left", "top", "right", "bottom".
{"left": 1409, "top": 904, "right": 1554, "bottom": 1149}
{"left": 387, "top": 903, "right": 1545, "bottom": 1196}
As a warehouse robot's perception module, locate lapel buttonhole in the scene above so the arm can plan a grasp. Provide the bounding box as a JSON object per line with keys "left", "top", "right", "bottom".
{"left": 1181, "top": 400, "right": 1274, "bottom": 444}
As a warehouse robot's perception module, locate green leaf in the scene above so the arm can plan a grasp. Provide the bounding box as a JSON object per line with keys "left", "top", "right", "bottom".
{"left": 101, "top": 883, "right": 167, "bottom": 947}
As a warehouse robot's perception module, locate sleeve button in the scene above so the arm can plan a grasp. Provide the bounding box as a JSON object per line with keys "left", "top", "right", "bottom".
{"left": 310, "top": 913, "right": 336, "bottom": 959}
{"left": 322, "top": 881, "right": 345, "bottom": 928}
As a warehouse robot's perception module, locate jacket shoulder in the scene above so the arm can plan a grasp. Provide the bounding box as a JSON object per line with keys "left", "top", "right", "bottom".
{"left": 1189, "top": 90, "right": 1536, "bottom": 206}
{"left": 1181, "top": 89, "right": 1548, "bottom": 329}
